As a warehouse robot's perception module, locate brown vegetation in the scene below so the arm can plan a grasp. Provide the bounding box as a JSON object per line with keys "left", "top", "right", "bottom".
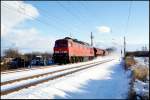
{"left": 1, "top": 48, "right": 53, "bottom": 71}
{"left": 1, "top": 62, "right": 9, "bottom": 71}
{"left": 132, "top": 65, "right": 149, "bottom": 81}
{"left": 125, "top": 56, "right": 149, "bottom": 99}
{"left": 125, "top": 56, "right": 149, "bottom": 81}
{"left": 124, "top": 56, "right": 136, "bottom": 70}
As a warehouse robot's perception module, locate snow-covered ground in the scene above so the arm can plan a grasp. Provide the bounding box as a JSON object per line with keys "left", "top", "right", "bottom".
{"left": 134, "top": 57, "right": 149, "bottom": 67}
{"left": 133, "top": 79, "right": 149, "bottom": 98}
{"left": 1, "top": 54, "right": 132, "bottom": 99}
{"left": 132, "top": 57, "right": 149, "bottom": 99}
{"left": 1, "top": 55, "right": 114, "bottom": 83}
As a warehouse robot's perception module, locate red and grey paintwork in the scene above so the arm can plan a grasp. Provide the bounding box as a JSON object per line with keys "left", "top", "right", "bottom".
{"left": 53, "top": 37, "right": 106, "bottom": 64}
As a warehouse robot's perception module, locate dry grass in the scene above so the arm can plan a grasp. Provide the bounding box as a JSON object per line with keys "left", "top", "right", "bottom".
{"left": 1, "top": 63, "right": 8, "bottom": 71}
{"left": 125, "top": 56, "right": 149, "bottom": 81}
{"left": 128, "top": 66, "right": 149, "bottom": 99}
{"left": 125, "top": 56, "right": 149, "bottom": 99}
{"left": 132, "top": 65, "right": 149, "bottom": 81}
{"left": 124, "top": 56, "right": 136, "bottom": 70}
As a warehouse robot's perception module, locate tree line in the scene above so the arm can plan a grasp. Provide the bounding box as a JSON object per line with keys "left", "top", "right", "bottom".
{"left": 1, "top": 48, "right": 53, "bottom": 71}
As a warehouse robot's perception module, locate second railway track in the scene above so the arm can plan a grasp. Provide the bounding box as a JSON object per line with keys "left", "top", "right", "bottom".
{"left": 1, "top": 59, "right": 113, "bottom": 96}
{"left": 1, "top": 64, "right": 58, "bottom": 74}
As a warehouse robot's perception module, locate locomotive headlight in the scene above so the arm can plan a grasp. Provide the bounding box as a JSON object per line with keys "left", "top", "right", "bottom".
{"left": 55, "top": 51, "right": 59, "bottom": 53}
{"left": 55, "top": 50, "right": 67, "bottom": 53}
{"left": 63, "top": 51, "right": 67, "bottom": 53}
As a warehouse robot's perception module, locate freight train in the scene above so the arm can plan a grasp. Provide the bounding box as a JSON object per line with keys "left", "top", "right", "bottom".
{"left": 53, "top": 37, "right": 108, "bottom": 64}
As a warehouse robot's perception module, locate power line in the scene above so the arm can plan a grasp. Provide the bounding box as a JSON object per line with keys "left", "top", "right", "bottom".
{"left": 80, "top": 2, "right": 95, "bottom": 26}
{"left": 2, "top": 2, "right": 68, "bottom": 33}
{"left": 67, "top": 1, "right": 90, "bottom": 26}
{"left": 57, "top": 1, "right": 86, "bottom": 26}
{"left": 125, "top": 1, "right": 132, "bottom": 35}
{"left": 39, "top": 7, "right": 80, "bottom": 33}
{"left": 123, "top": 1, "right": 132, "bottom": 57}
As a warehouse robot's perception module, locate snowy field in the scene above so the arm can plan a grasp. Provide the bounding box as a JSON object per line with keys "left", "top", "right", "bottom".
{"left": 133, "top": 57, "right": 149, "bottom": 98}
{"left": 1, "top": 54, "right": 132, "bottom": 99}
{"left": 134, "top": 57, "right": 149, "bottom": 67}
{"left": 1, "top": 54, "right": 114, "bottom": 83}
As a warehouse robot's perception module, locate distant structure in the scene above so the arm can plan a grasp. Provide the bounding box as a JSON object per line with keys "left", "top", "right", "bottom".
{"left": 91, "top": 32, "right": 94, "bottom": 46}
{"left": 126, "top": 51, "right": 149, "bottom": 57}
{"left": 124, "top": 36, "right": 126, "bottom": 57}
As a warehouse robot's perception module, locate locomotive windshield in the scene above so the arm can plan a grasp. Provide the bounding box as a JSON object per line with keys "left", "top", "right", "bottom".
{"left": 55, "top": 40, "right": 68, "bottom": 47}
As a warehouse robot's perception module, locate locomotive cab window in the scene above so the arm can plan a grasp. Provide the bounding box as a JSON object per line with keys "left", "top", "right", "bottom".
{"left": 55, "top": 40, "right": 68, "bottom": 47}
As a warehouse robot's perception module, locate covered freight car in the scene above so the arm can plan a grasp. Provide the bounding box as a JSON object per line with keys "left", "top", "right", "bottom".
{"left": 93, "top": 48, "right": 105, "bottom": 57}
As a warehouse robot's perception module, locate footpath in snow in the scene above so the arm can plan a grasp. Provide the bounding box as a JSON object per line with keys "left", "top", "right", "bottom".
{"left": 1, "top": 56, "right": 131, "bottom": 99}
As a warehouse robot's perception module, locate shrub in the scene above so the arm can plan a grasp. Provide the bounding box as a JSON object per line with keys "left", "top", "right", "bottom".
{"left": 125, "top": 56, "right": 136, "bottom": 69}
{"left": 0, "top": 62, "right": 9, "bottom": 71}
{"left": 132, "top": 66, "right": 149, "bottom": 81}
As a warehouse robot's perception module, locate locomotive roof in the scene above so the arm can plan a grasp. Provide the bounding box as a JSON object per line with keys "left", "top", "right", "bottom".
{"left": 64, "top": 37, "right": 90, "bottom": 46}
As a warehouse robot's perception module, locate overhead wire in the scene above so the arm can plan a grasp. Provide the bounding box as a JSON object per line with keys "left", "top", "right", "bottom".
{"left": 2, "top": 2, "right": 68, "bottom": 34}
{"left": 80, "top": 1, "right": 95, "bottom": 26}
{"left": 67, "top": 1, "right": 91, "bottom": 26}
{"left": 125, "top": 1, "right": 132, "bottom": 35}
{"left": 1, "top": 2, "right": 71, "bottom": 51}
{"left": 57, "top": 1, "right": 86, "bottom": 27}
{"left": 38, "top": 6, "right": 80, "bottom": 33}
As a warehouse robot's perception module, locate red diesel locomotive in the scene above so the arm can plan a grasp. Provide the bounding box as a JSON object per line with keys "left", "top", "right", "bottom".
{"left": 53, "top": 37, "right": 107, "bottom": 64}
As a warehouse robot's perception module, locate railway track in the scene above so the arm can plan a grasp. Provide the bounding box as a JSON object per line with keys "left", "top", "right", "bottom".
{"left": 1, "top": 59, "right": 113, "bottom": 96}
{"left": 1, "top": 64, "right": 58, "bottom": 74}
{"left": 1, "top": 62, "right": 82, "bottom": 74}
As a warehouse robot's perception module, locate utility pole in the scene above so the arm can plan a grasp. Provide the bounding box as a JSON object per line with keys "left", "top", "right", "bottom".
{"left": 124, "top": 36, "right": 126, "bottom": 57}
{"left": 91, "top": 32, "right": 93, "bottom": 46}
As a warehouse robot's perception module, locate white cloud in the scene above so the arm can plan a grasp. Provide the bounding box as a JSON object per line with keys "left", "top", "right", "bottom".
{"left": 1, "top": 1, "right": 56, "bottom": 54}
{"left": 1, "top": 1, "right": 39, "bottom": 36}
{"left": 3, "top": 28, "right": 55, "bottom": 53}
{"left": 96, "top": 26, "right": 111, "bottom": 33}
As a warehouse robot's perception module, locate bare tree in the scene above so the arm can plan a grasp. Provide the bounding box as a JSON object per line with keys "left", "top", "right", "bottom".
{"left": 4, "top": 48, "right": 21, "bottom": 58}
{"left": 106, "top": 47, "right": 116, "bottom": 53}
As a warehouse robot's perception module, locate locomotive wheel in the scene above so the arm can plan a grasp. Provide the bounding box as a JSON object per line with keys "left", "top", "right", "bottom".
{"left": 71, "top": 57, "right": 73, "bottom": 63}
{"left": 79, "top": 57, "right": 81, "bottom": 62}
{"left": 63, "top": 60, "right": 66, "bottom": 64}
{"left": 72, "top": 57, "right": 75, "bottom": 63}
{"left": 72, "top": 57, "right": 74, "bottom": 63}
{"left": 81, "top": 57, "right": 83, "bottom": 62}
{"left": 74, "top": 57, "right": 76, "bottom": 63}
{"left": 76, "top": 57, "right": 79, "bottom": 62}
{"left": 75, "top": 57, "right": 77, "bottom": 63}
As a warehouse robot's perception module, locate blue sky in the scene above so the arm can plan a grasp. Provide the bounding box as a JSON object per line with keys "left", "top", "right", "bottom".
{"left": 25, "top": 1, "right": 149, "bottom": 43}
{"left": 1, "top": 1, "right": 149, "bottom": 54}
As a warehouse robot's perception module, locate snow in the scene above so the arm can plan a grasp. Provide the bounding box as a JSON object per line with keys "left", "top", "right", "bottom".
{"left": 1, "top": 62, "right": 105, "bottom": 92}
{"left": 1, "top": 55, "right": 113, "bottom": 83}
{"left": 132, "top": 57, "right": 149, "bottom": 98}
{"left": 1, "top": 55, "right": 131, "bottom": 99}
{"left": 133, "top": 79, "right": 149, "bottom": 97}
{"left": 134, "top": 57, "right": 149, "bottom": 67}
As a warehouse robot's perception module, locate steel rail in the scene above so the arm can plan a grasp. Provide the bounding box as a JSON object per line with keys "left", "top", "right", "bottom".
{"left": 1, "top": 59, "right": 113, "bottom": 96}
